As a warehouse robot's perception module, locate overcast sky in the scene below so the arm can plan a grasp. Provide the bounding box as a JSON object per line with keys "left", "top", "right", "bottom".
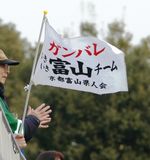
{"left": 0, "top": 0, "right": 149, "bottom": 45}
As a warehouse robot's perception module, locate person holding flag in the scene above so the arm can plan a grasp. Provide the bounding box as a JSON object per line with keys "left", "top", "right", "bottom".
{"left": 0, "top": 49, "right": 52, "bottom": 148}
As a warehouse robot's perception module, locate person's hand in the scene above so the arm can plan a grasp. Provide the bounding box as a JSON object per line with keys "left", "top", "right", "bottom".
{"left": 27, "top": 103, "right": 52, "bottom": 128}
{"left": 14, "top": 134, "right": 27, "bottom": 148}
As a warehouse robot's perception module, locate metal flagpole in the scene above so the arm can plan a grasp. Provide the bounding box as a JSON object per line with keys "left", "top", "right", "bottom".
{"left": 19, "top": 11, "right": 48, "bottom": 134}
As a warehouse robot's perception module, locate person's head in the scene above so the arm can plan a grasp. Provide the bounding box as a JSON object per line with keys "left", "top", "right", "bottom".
{"left": 36, "top": 150, "right": 64, "bottom": 160}
{"left": 0, "top": 49, "right": 19, "bottom": 85}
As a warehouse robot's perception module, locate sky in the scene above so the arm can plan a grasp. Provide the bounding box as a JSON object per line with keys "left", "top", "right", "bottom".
{"left": 0, "top": 0, "right": 149, "bottom": 46}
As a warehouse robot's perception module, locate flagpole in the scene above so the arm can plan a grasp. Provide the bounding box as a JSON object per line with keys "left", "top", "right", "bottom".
{"left": 19, "top": 11, "right": 48, "bottom": 134}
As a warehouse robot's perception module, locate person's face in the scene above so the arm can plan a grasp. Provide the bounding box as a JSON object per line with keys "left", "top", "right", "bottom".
{"left": 0, "top": 64, "right": 10, "bottom": 84}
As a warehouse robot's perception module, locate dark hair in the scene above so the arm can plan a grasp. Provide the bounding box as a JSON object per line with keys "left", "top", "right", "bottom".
{"left": 0, "top": 83, "right": 5, "bottom": 99}
{"left": 36, "top": 151, "right": 64, "bottom": 160}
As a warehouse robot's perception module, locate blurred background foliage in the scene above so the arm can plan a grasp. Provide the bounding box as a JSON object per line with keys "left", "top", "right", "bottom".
{"left": 0, "top": 12, "right": 150, "bottom": 160}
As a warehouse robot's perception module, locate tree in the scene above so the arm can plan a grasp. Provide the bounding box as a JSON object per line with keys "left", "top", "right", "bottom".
{"left": 80, "top": 22, "right": 98, "bottom": 37}
{"left": 106, "top": 20, "right": 132, "bottom": 53}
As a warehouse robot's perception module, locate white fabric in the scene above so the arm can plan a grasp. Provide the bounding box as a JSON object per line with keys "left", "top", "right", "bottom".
{"left": 15, "top": 119, "right": 24, "bottom": 134}
{"left": 32, "top": 20, "right": 128, "bottom": 95}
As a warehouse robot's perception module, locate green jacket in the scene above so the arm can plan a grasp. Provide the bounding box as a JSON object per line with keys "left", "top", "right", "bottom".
{"left": 0, "top": 97, "right": 18, "bottom": 133}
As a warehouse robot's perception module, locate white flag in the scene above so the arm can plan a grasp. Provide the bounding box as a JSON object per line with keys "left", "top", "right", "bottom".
{"left": 32, "top": 20, "right": 128, "bottom": 95}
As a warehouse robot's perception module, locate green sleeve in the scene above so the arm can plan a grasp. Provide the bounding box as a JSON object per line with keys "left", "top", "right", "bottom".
{"left": 0, "top": 98, "right": 18, "bottom": 133}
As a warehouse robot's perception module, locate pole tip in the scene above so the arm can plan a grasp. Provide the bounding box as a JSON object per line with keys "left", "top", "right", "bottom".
{"left": 43, "top": 10, "right": 48, "bottom": 15}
